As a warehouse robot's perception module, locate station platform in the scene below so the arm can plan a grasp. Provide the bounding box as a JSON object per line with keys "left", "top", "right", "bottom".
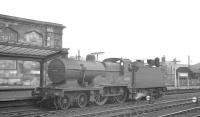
{"left": 0, "top": 86, "right": 35, "bottom": 101}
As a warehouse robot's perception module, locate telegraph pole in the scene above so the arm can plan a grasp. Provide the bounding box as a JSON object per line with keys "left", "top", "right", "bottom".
{"left": 170, "top": 58, "right": 180, "bottom": 88}
{"left": 188, "top": 56, "right": 190, "bottom": 68}
{"left": 90, "top": 52, "right": 104, "bottom": 61}
{"left": 77, "top": 50, "right": 81, "bottom": 60}
{"left": 187, "top": 56, "right": 190, "bottom": 87}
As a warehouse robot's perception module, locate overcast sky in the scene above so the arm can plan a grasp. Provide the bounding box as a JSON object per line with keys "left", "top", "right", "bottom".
{"left": 1, "top": 0, "right": 200, "bottom": 64}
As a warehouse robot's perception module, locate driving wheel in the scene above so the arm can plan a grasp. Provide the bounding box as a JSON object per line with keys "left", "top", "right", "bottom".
{"left": 114, "top": 88, "right": 128, "bottom": 103}
{"left": 94, "top": 94, "right": 108, "bottom": 106}
{"left": 77, "top": 93, "right": 88, "bottom": 108}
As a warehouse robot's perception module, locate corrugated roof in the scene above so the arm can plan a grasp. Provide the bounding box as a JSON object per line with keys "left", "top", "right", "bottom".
{"left": 0, "top": 41, "right": 68, "bottom": 62}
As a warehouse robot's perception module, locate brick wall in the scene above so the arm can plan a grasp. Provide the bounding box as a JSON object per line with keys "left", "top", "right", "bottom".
{"left": 0, "top": 15, "right": 64, "bottom": 49}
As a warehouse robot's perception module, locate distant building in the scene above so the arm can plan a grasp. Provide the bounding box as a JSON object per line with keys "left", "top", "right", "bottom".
{"left": 162, "top": 56, "right": 200, "bottom": 88}
{"left": 176, "top": 67, "right": 194, "bottom": 87}
{"left": 162, "top": 57, "right": 187, "bottom": 87}
{"left": 176, "top": 64, "right": 200, "bottom": 87}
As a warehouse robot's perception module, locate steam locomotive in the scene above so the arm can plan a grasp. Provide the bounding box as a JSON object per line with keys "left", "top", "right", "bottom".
{"left": 33, "top": 54, "right": 166, "bottom": 109}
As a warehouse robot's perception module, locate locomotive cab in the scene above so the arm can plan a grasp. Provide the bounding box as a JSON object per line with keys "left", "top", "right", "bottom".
{"left": 102, "top": 58, "right": 133, "bottom": 86}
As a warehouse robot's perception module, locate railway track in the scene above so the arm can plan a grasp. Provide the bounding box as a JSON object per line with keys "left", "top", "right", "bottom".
{"left": 0, "top": 98, "right": 148, "bottom": 117}
{"left": 72, "top": 97, "right": 200, "bottom": 117}
{"left": 1, "top": 90, "right": 200, "bottom": 117}
{"left": 1, "top": 108, "right": 41, "bottom": 117}
{"left": 0, "top": 108, "right": 58, "bottom": 117}
{"left": 1, "top": 97, "right": 198, "bottom": 117}
{"left": 159, "top": 106, "right": 200, "bottom": 117}
{"left": 0, "top": 97, "right": 199, "bottom": 117}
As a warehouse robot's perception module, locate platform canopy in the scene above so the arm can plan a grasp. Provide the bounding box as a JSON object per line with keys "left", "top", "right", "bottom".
{"left": 0, "top": 41, "right": 69, "bottom": 62}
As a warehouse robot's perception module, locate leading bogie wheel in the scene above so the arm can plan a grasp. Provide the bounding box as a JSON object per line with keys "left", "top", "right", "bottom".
{"left": 53, "top": 96, "right": 60, "bottom": 110}
{"left": 77, "top": 93, "right": 88, "bottom": 108}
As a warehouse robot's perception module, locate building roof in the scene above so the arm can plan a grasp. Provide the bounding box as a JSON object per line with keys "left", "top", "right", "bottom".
{"left": 190, "top": 63, "right": 200, "bottom": 73}
{"left": 0, "top": 14, "right": 65, "bottom": 28}
{"left": 0, "top": 41, "right": 69, "bottom": 62}
{"left": 176, "top": 66, "right": 200, "bottom": 74}
{"left": 191, "top": 63, "right": 200, "bottom": 69}
{"left": 190, "top": 67, "right": 200, "bottom": 73}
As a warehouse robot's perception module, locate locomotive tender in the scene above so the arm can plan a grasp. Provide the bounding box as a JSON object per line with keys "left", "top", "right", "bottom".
{"left": 33, "top": 54, "right": 166, "bottom": 109}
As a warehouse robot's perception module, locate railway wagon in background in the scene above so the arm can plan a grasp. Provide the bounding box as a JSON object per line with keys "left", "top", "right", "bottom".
{"left": 33, "top": 54, "right": 166, "bottom": 109}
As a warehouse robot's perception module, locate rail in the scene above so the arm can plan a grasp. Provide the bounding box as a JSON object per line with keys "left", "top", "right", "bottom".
{"left": 159, "top": 106, "right": 200, "bottom": 117}
{"left": 0, "top": 88, "right": 200, "bottom": 117}
{"left": 72, "top": 97, "right": 199, "bottom": 117}
{"left": 1, "top": 97, "right": 199, "bottom": 117}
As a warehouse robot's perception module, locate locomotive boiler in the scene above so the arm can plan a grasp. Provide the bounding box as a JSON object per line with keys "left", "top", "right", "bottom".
{"left": 48, "top": 54, "right": 105, "bottom": 87}
{"left": 33, "top": 54, "right": 166, "bottom": 110}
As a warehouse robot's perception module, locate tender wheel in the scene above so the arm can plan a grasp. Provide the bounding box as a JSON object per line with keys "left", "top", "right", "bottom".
{"left": 147, "top": 89, "right": 155, "bottom": 100}
{"left": 154, "top": 89, "right": 163, "bottom": 99}
{"left": 59, "top": 95, "right": 71, "bottom": 110}
{"left": 114, "top": 88, "right": 128, "bottom": 103}
{"left": 94, "top": 94, "right": 108, "bottom": 106}
{"left": 159, "top": 89, "right": 165, "bottom": 97}
{"left": 77, "top": 93, "right": 88, "bottom": 108}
